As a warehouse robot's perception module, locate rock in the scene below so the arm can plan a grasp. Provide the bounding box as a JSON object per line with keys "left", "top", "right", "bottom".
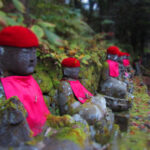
{"left": 0, "top": 97, "right": 31, "bottom": 147}
{"left": 39, "top": 138, "right": 82, "bottom": 150}
{"left": 78, "top": 103, "right": 104, "bottom": 125}
{"left": 0, "top": 145, "right": 38, "bottom": 150}
{"left": 91, "top": 94, "right": 107, "bottom": 115}
{"left": 104, "top": 95, "right": 131, "bottom": 112}
{"left": 100, "top": 77, "right": 127, "bottom": 99}
{"left": 72, "top": 114, "right": 88, "bottom": 126}
{"left": 38, "top": 118, "right": 93, "bottom": 150}
{"left": 114, "top": 111, "right": 130, "bottom": 132}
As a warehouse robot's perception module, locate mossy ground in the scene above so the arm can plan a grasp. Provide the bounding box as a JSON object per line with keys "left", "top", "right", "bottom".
{"left": 116, "top": 76, "right": 150, "bottom": 150}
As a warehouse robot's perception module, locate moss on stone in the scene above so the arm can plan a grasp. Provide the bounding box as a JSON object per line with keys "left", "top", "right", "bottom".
{"left": 43, "top": 95, "right": 51, "bottom": 107}
{"left": 0, "top": 96, "right": 27, "bottom": 118}
{"left": 67, "top": 96, "right": 79, "bottom": 115}
{"left": 46, "top": 114, "right": 89, "bottom": 148}
{"left": 46, "top": 114, "right": 74, "bottom": 129}
{"left": 55, "top": 126, "right": 87, "bottom": 148}
{"left": 95, "top": 127, "right": 111, "bottom": 145}
{"left": 33, "top": 71, "right": 53, "bottom": 94}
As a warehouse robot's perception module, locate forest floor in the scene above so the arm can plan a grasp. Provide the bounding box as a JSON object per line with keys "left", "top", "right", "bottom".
{"left": 114, "top": 76, "right": 150, "bottom": 150}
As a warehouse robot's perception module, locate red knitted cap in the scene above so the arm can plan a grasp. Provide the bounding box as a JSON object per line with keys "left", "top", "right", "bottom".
{"left": 118, "top": 51, "right": 126, "bottom": 57}
{"left": 107, "top": 46, "right": 120, "bottom": 55}
{"left": 61, "top": 57, "right": 80, "bottom": 67}
{"left": 0, "top": 26, "right": 39, "bottom": 48}
{"left": 125, "top": 52, "right": 130, "bottom": 56}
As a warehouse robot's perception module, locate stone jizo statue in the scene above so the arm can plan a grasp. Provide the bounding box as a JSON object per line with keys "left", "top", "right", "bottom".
{"left": 98, "top": 46, "right": 130, "bottom": 111}
{"left": 0, "top": 26, "right": 50, "bottom": 143}
{"left": 57, "top": 57, "right": 114, "bottom": 143}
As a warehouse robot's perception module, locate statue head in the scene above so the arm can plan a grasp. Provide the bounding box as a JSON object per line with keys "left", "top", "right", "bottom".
{"left": 107, "top": 46, "right": 120, "bottom": 61}
{"left": 61, "top": 57, "right": 80, "bottom": 79}
{"left": 0, "top": 26, "right": 39, "bottom": 76}
{"left": 117, "top": 51, "right": 125, "bottom": 63}
{"left": 125, "top": 52, "right": 130, "bottom": 59}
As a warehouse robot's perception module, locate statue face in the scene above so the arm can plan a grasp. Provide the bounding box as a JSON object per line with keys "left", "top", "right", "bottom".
{"left": 0, "top": 46, "right": 37, "bottom": 75}
{"left": 63, "top": 67, "right": 80, "bottom": 79}
{"left": 118, "top": 56, "right": 123, "bottom": 63}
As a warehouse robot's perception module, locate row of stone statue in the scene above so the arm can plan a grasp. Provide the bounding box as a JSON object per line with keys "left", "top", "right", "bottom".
{"left": 0, "top": 26, "right": 133, "bottom": 149}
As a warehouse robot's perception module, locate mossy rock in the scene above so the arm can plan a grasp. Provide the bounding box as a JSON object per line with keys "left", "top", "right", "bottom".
{"left": 34, "top": 71, "right": 53, "bottom": 94}
{"left": 46, "top": 114, "right": 74, "bottom": 129}
{"left": 55, "top": 126, "right": 87, "bottom": 148}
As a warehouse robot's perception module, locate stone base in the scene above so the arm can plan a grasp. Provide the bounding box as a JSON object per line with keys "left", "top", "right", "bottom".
{"left": 104, "top": 95, "right": 132, "bottom": 112}
{"left": 114, "top": 111, "right": 130, "bottom": 132}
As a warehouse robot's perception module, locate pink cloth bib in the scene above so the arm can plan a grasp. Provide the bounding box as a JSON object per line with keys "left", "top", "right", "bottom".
{"left": 123, "top": 59, "right": 130, "bottom": 67}
{"left": 107, "top": 60, "right": 119, "bottom": 77}
{"left": 0, "top": 75, "right": 50, "bottom": 136}
{"left": 68, "top": 80, "right": 93, "bottom": 104}
{"left": 125, "top": 72, "right": 129, "bottom": 77}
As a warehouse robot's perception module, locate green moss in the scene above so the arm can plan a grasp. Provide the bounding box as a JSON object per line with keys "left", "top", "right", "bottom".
{"left": 55, "top": 126, "right": 87, "bottom": 148}
{"left": 95, "top": 127, "right": 111, "bottom": 145}
{"left": 33, "top": 71, "right": 53, "bottom": 94}
{"left": 46, "top": 114, "right": 89, "bottom": 148}
{"left": 116, "top": 77, "right": 150, "bottom": 150}
{"left": 118, "top": 130, "right": 150, "bottom": 150}
{"left": 80, "top": 65, "right": 99, "bottom": 93}
{"left": 0, "top": 96, "right": 27, "bottom": 118}
{"left": 67, "top": 95, "right": 79, "bottom": 115}
{"left": 43, "top": 95, "right": 51, "bottom": 107}
{"left": 46, "top": 114, "right": 74, "bottom": 129}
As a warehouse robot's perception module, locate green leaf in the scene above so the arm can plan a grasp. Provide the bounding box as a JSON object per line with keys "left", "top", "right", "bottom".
{"left": 0, "top": 0, "right": 3, "bottom": 8}
{"left": 12, "top": 0, "right": 25, "bottom": 13}
{"left": 16, "top": 14, "right": 24, "bottom": 24}
{"left": 37, "top": 20, "right": 55, "bottom": 28}
{"left": 82, "top": 59, "right": 89, "bottom": 65}
{"left": 44, "top": 29, "right": 63, "bottom": 46}
{"left": 0, "top": 11, "right": 6, "bottom": 17}
{"left": 5, "top": 17, "right": 18, "bottom": 25}
{"left": 82, "top": 55, "right": 91, "bottom": 60}
{"left": 0, "top": 16, "right": 7, "bottom": 27}
{"left": 31, "top": 25, "right": 44, "bottom": 39}
{"left": 101, "top": 19, "right": 115, "bottom": 25}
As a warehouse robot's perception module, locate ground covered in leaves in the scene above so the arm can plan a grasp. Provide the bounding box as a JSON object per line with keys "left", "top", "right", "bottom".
{"left": 117, "top": 77, "right": 150, "bottom": 150}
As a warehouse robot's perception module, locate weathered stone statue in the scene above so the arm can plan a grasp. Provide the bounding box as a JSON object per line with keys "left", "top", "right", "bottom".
{"left": 0, "top": 26, "right": 103, "bottom": 150}
{"left": 57, "top": 57, "right": 114, "bottom": 144}
{"left": 121, "top": 52, "right": 134, "bottom": 94}
{"left": 98, "top": 46, "right": 130, "bottom": 111}
{"left": 117, "top": 51, "right": 126, "bottom": 81}
{"left": 0, "top": 26, "right": 50, "bottom": 147}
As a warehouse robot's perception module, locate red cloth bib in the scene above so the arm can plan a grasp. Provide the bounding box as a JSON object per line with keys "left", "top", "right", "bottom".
{"left": 0, "top": 75, "right": 50, "bottom": 136}
{"left": 68, "top": 80, "right": 93, "bottom": 104}
{"left": 107, "top": 59, "right": 119, "bottom": 77}
{"left": 123, "top": 59, "right": 130, "bottom": 67}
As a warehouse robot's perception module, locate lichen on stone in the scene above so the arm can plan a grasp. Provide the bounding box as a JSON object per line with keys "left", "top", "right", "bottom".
{"left": 46, "top": 114, "right": 74, "bottom": 129}
{"left": 55, "top": 126, "right": 87, "bottom": 148}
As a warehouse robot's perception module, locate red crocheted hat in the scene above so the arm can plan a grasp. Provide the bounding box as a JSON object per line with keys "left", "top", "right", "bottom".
{"left": 125, "top": 52, "right": 130, "bottom": 56}
{"left": 61, "top": 57, "right": 80, "bottom": 67}
{"left": 107, "top": 46, "right": 120, "bottom": 55}
{"left": 0, "top": 26, "right": 39, "bottom": 48}
{"left": 118, "top": 51, "right": 127, "bottom": 57}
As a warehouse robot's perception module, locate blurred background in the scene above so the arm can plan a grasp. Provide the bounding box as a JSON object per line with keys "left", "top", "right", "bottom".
{"left": 0, "top": 0, "right": 150, "bottom": 62}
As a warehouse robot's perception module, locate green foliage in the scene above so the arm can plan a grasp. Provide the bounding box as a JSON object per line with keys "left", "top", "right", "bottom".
{"left": 12, "top": 0, "right": 25, "bottom": 13}
{"left": 0, "top": 0, "right": 3, "bottom": 8}
{"left": 0, "top": 1, "right": 107, "bottom": 67}
{"left": 101, "top": 19, "right": 115, "bottom": 25}
{"left": 44, "top": 28, "right": 63, "bottom": 46}
{"left": 31, "top": 25, "right": 44, "bottom": 40}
